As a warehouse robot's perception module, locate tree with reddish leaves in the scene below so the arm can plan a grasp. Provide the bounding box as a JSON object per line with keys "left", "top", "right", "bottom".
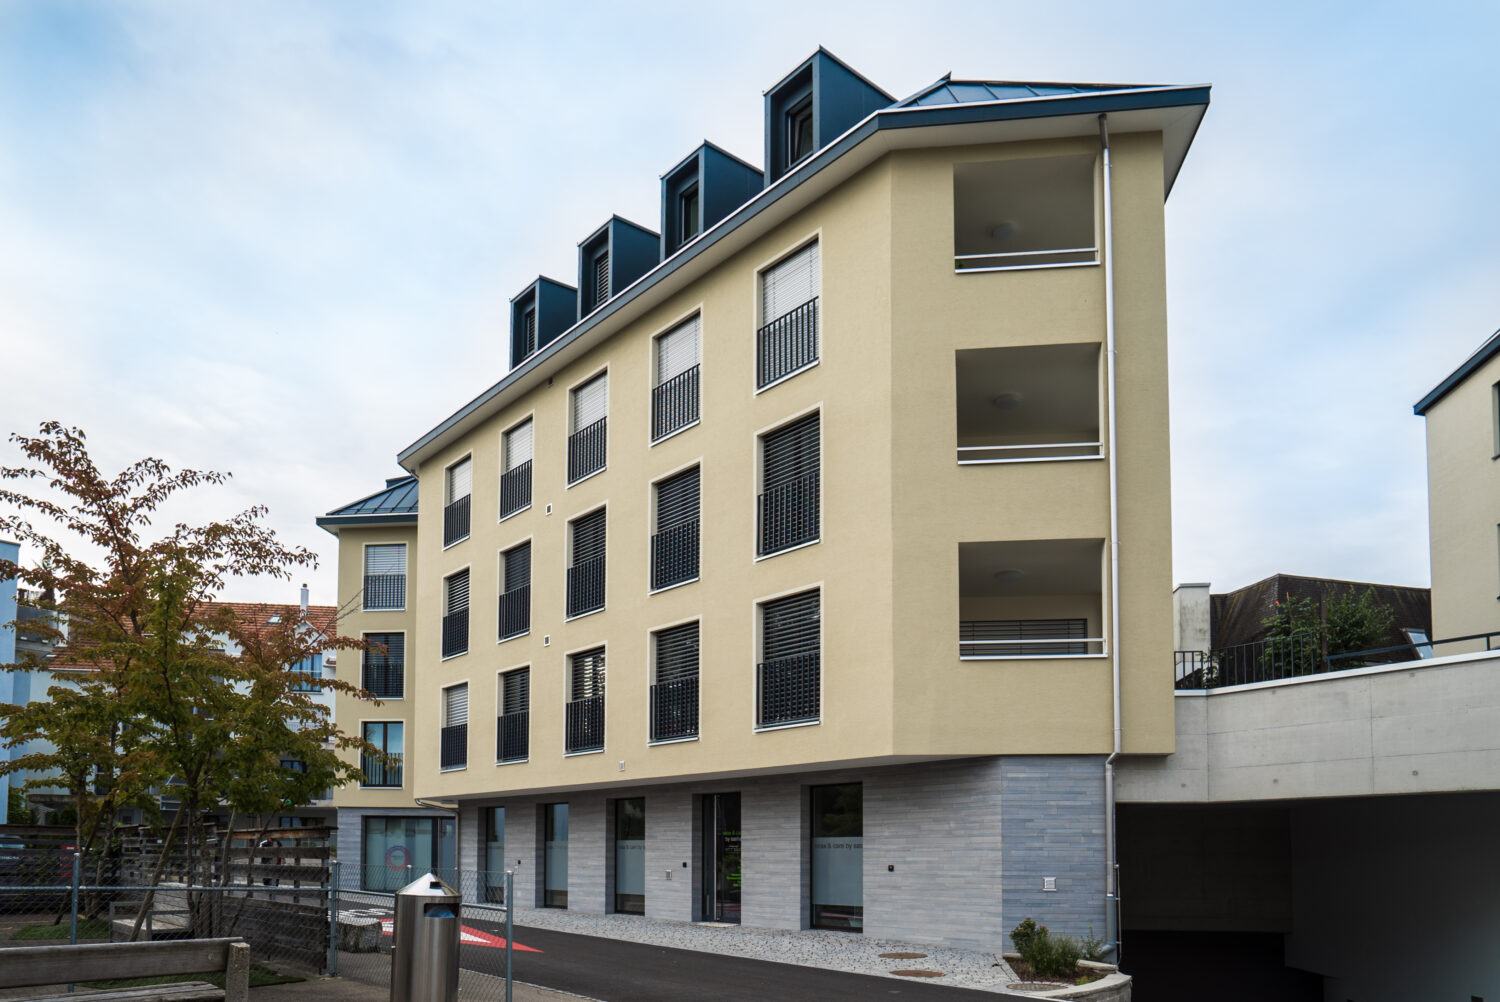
{"left": 0, "top": 423, "right": 381, "bottom": 924}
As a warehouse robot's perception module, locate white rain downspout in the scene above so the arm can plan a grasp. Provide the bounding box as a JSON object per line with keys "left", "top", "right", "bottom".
{"left": 1099, "top": 112, "right": 1123, "bottom": 959}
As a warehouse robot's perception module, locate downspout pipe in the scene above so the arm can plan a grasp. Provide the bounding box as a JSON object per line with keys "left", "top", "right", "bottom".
{"left": 1099, "top": 112, "right": 1124, "bottom": 960}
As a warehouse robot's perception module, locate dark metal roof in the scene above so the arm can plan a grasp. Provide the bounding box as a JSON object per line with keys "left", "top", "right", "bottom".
{"left": 1414, "top": 328, "right": 1500, "bottom": 415}
{"left": 897, "top": 78, "right": 1147, "bottom": 107}
{"left": 1210, "top": 573, "right": 1430, "bottom": 653}
{"left": 317, "top": 476, "right": 419, "bottom": 533}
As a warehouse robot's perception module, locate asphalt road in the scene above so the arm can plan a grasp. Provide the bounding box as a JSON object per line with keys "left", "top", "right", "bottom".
{"left": 455, "top": 917, "right": 1027, "bottom": 1002}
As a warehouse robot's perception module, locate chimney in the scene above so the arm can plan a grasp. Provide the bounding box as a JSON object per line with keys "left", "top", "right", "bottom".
{"left": 300, "top": 583, "right": 309, "bottom": 614}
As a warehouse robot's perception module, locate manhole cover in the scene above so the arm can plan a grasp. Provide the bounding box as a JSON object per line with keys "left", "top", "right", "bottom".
{"left": 891, "top": 970, "right": 945, "bottom": 978}
{"left": 879, "top": 952, "right": 929, "bottom": 959}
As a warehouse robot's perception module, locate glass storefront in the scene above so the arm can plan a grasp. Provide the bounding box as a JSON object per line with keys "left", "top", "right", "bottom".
{"left": 484, "top": 807, "right": 506, "bottom": 904}
{"left": 701, "top": 792, "right": 742, "bottom": 923}
{"left": 614, "top": 798, "right": 645, "bottom": 915}
{"left": 810, "top": 783, "right": 863, "bottom": 931}
{"left": 361, "top": 815, "right": 456, "bottom": 892}
{"left": 543, "top": 803, "right": 569, "bottom": 908}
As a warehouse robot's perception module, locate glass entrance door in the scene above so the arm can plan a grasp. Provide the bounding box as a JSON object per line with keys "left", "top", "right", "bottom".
{"left": 700, "top": 792, "right": 741, "bottom": 923}
{"left": 614, "top": 798, "right": 645, "bottom": 914}
{"left": 810, "top": 783, "right": 862, "bottom": 930}
{"left": 543, "top": 803, "right": 569, "bottom": 908}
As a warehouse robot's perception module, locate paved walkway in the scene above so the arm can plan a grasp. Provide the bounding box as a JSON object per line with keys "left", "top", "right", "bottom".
{"left": 250, "top": 974, "right": 580, "bottom": 1001}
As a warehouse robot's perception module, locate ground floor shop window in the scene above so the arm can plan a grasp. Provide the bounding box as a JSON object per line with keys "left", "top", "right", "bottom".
{"left": 543, "top": 803, "right": 569, "bottom": 908}
{"left": 614, "top": 798, "right": 645, "bottom": 915}
{"left": 484, "top": 807, "right": 506, "bottom": 904}
{"left": 362, "top": 816, "right": 456, "bottom": 892}
{"left": 810, "top": 783, "right": 863, "bottom": 931}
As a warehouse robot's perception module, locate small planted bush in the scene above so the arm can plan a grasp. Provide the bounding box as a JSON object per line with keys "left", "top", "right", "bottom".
{"left": 1009, "top": 917, "right": 1083, "bottom": 979}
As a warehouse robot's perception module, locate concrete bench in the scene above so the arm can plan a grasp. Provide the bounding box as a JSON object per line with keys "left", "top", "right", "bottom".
{"left": 0, "top": 937, "right": 249, "bottom": 1002}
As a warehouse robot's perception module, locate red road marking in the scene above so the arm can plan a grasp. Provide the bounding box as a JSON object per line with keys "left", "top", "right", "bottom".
{"left": 379, "top": 917, "right": 541, "bottom": 952}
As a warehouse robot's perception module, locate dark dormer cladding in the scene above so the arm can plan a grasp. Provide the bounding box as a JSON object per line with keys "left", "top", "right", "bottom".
{"left": 577, "top": 216, "right": 661, "bottom": 320}
{"left": 510, "top": 276, "right": 577, "bottom": 370}
{"left": 763, "top": 48, "right": 893, "bottom": 186}
{"left": 661, "top": 142, "right": 765, "bottom": 259}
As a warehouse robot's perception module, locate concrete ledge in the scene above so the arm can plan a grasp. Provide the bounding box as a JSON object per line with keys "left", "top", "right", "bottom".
{"left": 1000, "top": 954, "right": 1131, "bottom": 1000}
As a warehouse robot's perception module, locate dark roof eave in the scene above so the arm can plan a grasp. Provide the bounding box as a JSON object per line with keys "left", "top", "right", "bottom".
{"left": 315, "top": 513, "right": 420, "bottom": 536}
{"left": 396, "top": 84, "right": 1211, "bottom": 470}
{"left": 1414, "top": 328, "right": 1500, "bottom": 415}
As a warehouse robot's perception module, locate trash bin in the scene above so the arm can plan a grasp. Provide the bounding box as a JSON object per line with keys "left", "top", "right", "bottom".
{"left": 390, "top": 872, "right": 461, "bottom": 1002}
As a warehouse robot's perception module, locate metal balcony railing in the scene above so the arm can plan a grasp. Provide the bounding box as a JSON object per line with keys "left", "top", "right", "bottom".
{"left": 360, "top": 754, "right": 402, "bottom": 788}
{"left": 651, "top": 519, "right": 699, "bottom": 590}
{"left": 361, "top": 658, "right": 404, "bottom": 699}
{"left": 650, "top": 676, "right": 699, "bottom": 741}
{"left": 954, "top": 246, "right": 1099, "bottom": 271}
{"left": 652, "top": 365, "right": 700, "bottom": 440}
{"left": 1173, "top": 630, "right": 1500, "bottom": 690}
{"left": 568, "top": 418, "right": 607, "bottom": 483}
{"left": 756, "top": 653, "right": 819, "bottom": 727}
{"left": 566, "top": 557, "right": 605, "bottom": 618}
{"left": 497, "top": 710, "right": 529, "bottom": 763}
{"left": 440, "top": 724, "right": 468, "bottom": 769}
{"left": 757, "top": 298, "right": 818, "bottom": 387}
{"left": 443, "top": 495, "right": 471, "bottom": 546}
{"left": 959, "top": 620, "right": 1103, "bottom": 659}
{"left": 957, "top": 441, "right": 1104, "bottom": 464}
{"left": 500, "top": 460, "right": 532, "bottom": 519}
{"left": 498, "top": 586, "right": 530, "bottom": 640}
{"left": 363, "top": 572, "right": 406, "bottom": 610}
{"left": 441, "top": 608, "right": 469, "bottom": 658}
{"left": 565, "top": 696, "right": 604, "bottom": 753}
{"left": 757, "top": 472, "right": 819, "bottom": 555}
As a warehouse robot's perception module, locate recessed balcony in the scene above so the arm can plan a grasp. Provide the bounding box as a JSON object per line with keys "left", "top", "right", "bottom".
{"left": 959, "top": 539, "right": 1105, "bottom": 659}
{"left": 956, "top": 343, "right": 1101, "bottom": 464}
{"left": 953, "top": 154, "right": 1097, "bottom": 272}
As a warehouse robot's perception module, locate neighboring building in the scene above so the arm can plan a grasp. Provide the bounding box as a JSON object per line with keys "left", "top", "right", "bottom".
{"left": 322, "top": 49, "right": 1210, "bottom": 949}
{"left": 1174, "top": 573, "right": 1431, "bottom": 652}
{"left": 1415, "top": 327, "right": 1500, "bottom": 647}
{"left": 317, "top": 476, "right": 455, "bottom": 890}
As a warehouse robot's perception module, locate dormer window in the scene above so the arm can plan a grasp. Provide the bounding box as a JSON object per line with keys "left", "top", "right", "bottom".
{"left": 659, "top": 143, "right": 761, "bottom": 259}
{"left": 787, "top": 97, "right": 814, "bottom": 168}
{"left": 576, "top": 217, "right": 659, "bottom": 319}
{"left": 509, "top": 277, "right": 577, "bottom": 372}
{"left": 591, "top": 248, "right": 610, "bottom": 311}
{"left": 678, "top": 183, "right": 700, "bottom": 244}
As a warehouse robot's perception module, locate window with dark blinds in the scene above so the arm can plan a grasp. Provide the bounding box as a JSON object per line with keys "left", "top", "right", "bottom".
{"left": 363, "top": 544, "right": 406, "bottom": 610}
{"left": 762, "top": 413, "right": 819, "bottom": 489}
{"left": 762, "top": 589, "right": 820, "bottom": 661}
{"left": 362, "top": 633, "right": 405, "bottom": 699}
{"left": 446, "top": 569, "right": 470, "bottom": 614}
{"left": 570, "top": 647, "right": 606, "bottom": 700}
{"left": 571, "top": 509, "right": 606, "bottom": 565}
{"left": 656, "top": 467, "right": 699, "bottom": 531}
{"left": 444, "top": 683, "right": 468, "bottom": 727}
{"left": 502, "top": 668, "right": 530, "bottom": 714}
{"left": 654, "top": 622, "right": 699, "bottom": 683}
{"left": 503, "top": 542, "right": 531, "bottom": 593}
{"left": 758, "top": 413, "right": 820, "bottom": 555}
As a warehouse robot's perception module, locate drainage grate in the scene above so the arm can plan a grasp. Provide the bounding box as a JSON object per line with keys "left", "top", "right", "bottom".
{"left": 878, "top": 952, "right": 928, "bottom": 959}
{"left": 891, "top": 970, "right": 945, "bottom": 978}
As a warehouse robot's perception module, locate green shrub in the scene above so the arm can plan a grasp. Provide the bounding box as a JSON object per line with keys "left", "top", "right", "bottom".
{"left": 1009, "top": 917, "right": 1083, "bottom": 979}
{"left": 1079, "top": 926, "right": 1107, "bottom": 962}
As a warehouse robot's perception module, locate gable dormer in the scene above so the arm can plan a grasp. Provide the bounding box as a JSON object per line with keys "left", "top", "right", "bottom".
{"left": 576, "top": 216, "right": 660, "bottom": 319}
{"left": 660, "top": 141, "right": 764, "bottom": 258}
{"left": 763, "top": 47, "right": 893, "bottom": 185}
{"left": 509, "top": 276, "right": 576, "bottom": 370}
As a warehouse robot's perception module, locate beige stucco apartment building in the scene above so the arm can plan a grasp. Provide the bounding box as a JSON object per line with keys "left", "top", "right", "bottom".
{"left": 320, "top": 50, "right": 1210, "bottom": 950}
{"left": 1416, "top": 328, "right": 1500, "bottom": 646}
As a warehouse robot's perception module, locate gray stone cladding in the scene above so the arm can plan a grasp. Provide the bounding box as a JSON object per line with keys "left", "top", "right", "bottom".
{"left": 333, "top": 805, "right": 453, "bottom": 892}
{"left": 1000, "top": 755, "right": 1107, "bottom": 943}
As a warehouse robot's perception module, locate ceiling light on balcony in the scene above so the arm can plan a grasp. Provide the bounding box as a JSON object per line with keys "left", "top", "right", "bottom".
{"left": 992, "top": 392, "right": 1023, "bottom": 410}
{"left": 989, "top": 221, "right": 1019, "bottom": 241}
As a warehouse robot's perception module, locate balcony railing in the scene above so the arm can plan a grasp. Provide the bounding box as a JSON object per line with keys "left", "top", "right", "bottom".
{"left": 441, "top": 608, "right": 469, "bottom": 658}
{"left": 568, "top": 418, "right": 607, "bottom": 483}
{"left": 497, "top": 710, "right": 529, "bottom": 763}
{"left": 363, "top": 572, "right": 406, "bottom": 610}
{"left": 566, "top": 557, "right": 605, "bottom": 618}
{"left": 498, "top": 586, "right": 530, "bottom": 640}
{"left": 650, "top": 676, "right": 699, "bottom": 741}
{"left": 957, "top": 441, "right": 1103, "bottom": 464}
{"left": 960, "top": 620, "right": 1103, "bottom": 659}
{"left": 500, "top": 461, "right": 532, "bottom": 519}
{"left": 757, "top": 297, "right": 818, "bottom": 387}
{"left": 757, "top": 472, "right": 819, "bottom": 556}
{"left": 756, "top": 653, "right": 819, "bottom": 727}
{"left": 565, "top": 696, "right": 604, "bottom": 753}
{"left": 652, "top": 365, "right": 700, "bottom": 440}
{"left": 954, "top": 246, "right": 1098, "bottom": 271}
{"left": 361, "top": 754, "right": 402, "bottom": 788}
{"left": 1173, "top": 630, "right": 1500, "bottom": 690}
{"left": 440, "top": 724, "right": 468, "bottom": 770}
{"left": 361, "top": 659, "right": 404, "bottom": 699}
{"left": 651, "top": 519, "right": 699, "bottom": 590}
{"left": 444, "top": 495, "right": 471, "bottom": 546}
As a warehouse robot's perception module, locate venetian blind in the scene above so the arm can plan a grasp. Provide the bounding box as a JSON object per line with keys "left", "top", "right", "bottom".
{"left": 505, "top": 420, "right": 533, "bottom": 470}
{"left": 761, "top": 241, "right": 820, "bottom": 323}
{"left": 656, "top": 316, "right": 701, "bottom": 385}
{"left": 444, "top": 683, "right": 468, "bottom": 727}
{"left": 573, "top": 374, "right": 608, "bottom": 430}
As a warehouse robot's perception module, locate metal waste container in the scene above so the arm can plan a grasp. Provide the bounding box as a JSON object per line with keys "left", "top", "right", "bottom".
{"left": 390, "top": 872, "right": 460, "bottom": 1002}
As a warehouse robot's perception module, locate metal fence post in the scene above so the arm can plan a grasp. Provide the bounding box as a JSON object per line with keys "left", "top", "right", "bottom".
{"left": 504, "top": 869, "right": 514, "bottom": 1002}
{"left": 68, "top": 852, "right": 81, "bottom": 993}
{"left": 328, "top": 860, "right": 341, "bottom": 976}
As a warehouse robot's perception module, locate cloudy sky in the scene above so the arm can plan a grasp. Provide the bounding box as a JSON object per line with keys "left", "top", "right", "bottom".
{"left": 1, "top": 1, "right": 1496, "bottom": 606}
